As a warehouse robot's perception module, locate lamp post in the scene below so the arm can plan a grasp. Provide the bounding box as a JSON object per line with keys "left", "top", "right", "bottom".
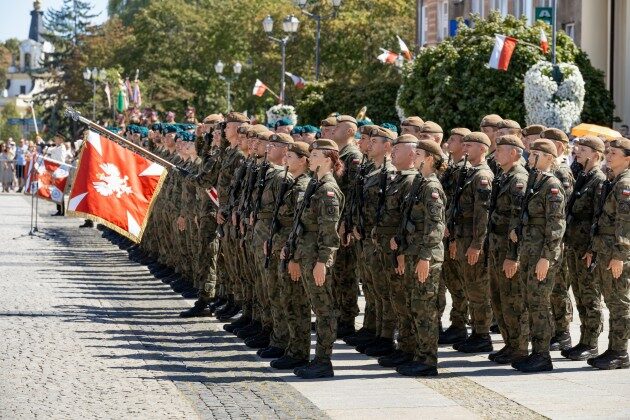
{"left": 83, "top": 67, "right": 107, "bottom": 120}
{"left": 263, "top": 14, "right": 300, "bottom": 103}
{"left": 215, "top": 60, "right": 242, "bottom": 113}
{"left": 294, "top": 0, "right": 342, "bottom": 81}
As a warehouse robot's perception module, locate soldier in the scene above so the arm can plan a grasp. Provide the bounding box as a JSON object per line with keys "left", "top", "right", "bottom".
{"left": 521, "top": 125, "right": 546, "bottom": 161}
{"left": 496, "top": 119, "right": 521, "bottom": 137}
{"left": 486, "top": 135, "right": 529, "bottom": 364}
{"left": 479, "top": 114, "right": 502, "bottom": 176}
{"left": 320, "top": 116, "right": 337, "bottom": 140}
{"left": 393, "top": 139, "right": 446, "bottom": 377}
{"left": 561, "top": 136, "right": 606, "bottom": 360}
{"left": 287, "top": 139, "right": 344, "bottom": 379}
{"left": 400, "top": 116, "right": 424, "bottom": 139}
{"left": 510, "top": 139, "right": 566, "bottom": 373}
{"left": 290, "top": 125, "right": 304, "bottom": 142}
{"left": 585, "top": 137, "right": 630, "bottom": 370}
{"left": 275, "top": 117, "right": 294, "bottom": 135}
{"left": 420, "top": 121, "right": 443, "bottom": 146}
{"left": 449, "top": 132, "right": 494, "bottom": 353}
{"left": 301, "top": 125, "right": 319, "bottom": 144}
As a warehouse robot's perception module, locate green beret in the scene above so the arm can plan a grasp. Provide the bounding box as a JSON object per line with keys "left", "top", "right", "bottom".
{"left": 269, "top": 133, "right": 294, "bottom": 145}
{"left": 359, "top": 124, "right": 377, "bottom": 135}
{"left": 320, "top": 116, "right": 338, "bottom": 127}
{"left": 541, "top": 128, "right": 569, "bottom": 143}
{"left": 370, "top": 126, "right": 396, "bottom": 141}
{"left": 291, "top": 126, "right": 304, "bottom": 135}
{"left": 497, "top": 119, "right": 521, "bottom": 130}
{"left": 226, "top": 112, "right": 250, "bottom": 123}
{"left": 576, "top": 136, "right": 605, "bottom": 153}
{"left": 288, "top": 141, "right": 310, "bottom": 157}
{"left": 530, "top": 139, "right": 558, "bottom": 157}
{"left": 137, "top": 126, "right": 149, "bottom": 138}
{"left": 336, "top": 115, "right": 358, "bottom": 126}
{"left": 522, "top": 124, "right": 546, "bottom": 136}
{"left": 450, "top": 127, "right": 471, "bottom": 137}
{"left": 203, "top": 114, "right": 224, "bottom": 124}
{"left": 356, "top": 118, "right": 373, "bottom": 128}
{"left": 416, "top": 139, "right": 443, "bottom": 157}
{"left": 401, "top": 116, "right": 424, "bottom": 128}
{"left": 480, "top": 114, "right": 502, "bottom": 128}
{"left": 380, "top": 122, "right": 399, "bottom": 135}
{"left": 150, "top": 123, "right": 161, "bottom": 132}
{"left": 393, "top": 134, "right": 419, "bottom": 146}
{"left": 311, "top": 139, "right": 339, "bottom": 151}
{"left": 421, "top": 121, "right": 443, "bottom": 134}
{"left": 496, "top": 134, "right": 525, "bottom": 150}
{"left": 609, "top": 137, "right": 630, "bottom": 153}
{"left": 463, "top": 132, "right": 491, "bottom": 147}
{"left": 302, "top": 125, "right": 319, "bottom": 134}
{"left": 275, "top": 117, "right": 294, "bottom": 128}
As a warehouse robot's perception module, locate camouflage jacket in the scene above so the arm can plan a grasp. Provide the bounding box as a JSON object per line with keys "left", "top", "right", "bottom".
{"left": 591, "top": 168, "right": 630, "bottom": 261}
{"left": 453, "top": 161, "right": 494, "bottom": 249}
{"left": 361, "top": 159, "right": 396, "bottom": 230}
{"left": 274, "top": 172, "right": 310, "bottom": 254}
{"left": 336, "top": 142, "right": 363, "bottom": 220}
{"left": 252, "top": 164, "right": 286, "bottom": 229}
{"left": 555, "top": 157, "right": 575, "bottom": 198}
{"left": 179, "top": 157, "right": 202, "bottom": 219}
{"left": 489, "top": 164, "right": 528, "bottom": 255}
{"left": 565, "top": 167, "right": 606, "bottom": 250}
{"left": 217, "top": 146, "right": 245, "bottom": 216}
{"left": 373, "top": 169, "right": 418, "bottom": 240}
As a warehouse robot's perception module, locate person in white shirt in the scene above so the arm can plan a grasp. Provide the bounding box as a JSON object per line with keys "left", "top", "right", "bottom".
{"left": 45, "top": 134, "right": 68, "bottom": 216}
{"left": 15, "top": 138, "right": 28, "bottom": 192}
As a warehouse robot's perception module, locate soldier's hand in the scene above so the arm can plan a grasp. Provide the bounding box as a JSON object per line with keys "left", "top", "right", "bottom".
{"left": 395, "top": 255, "right": 405, "bottom": 276}
{"left": 449, "top": 241, "right": 457, "bottom": 259}
{"left": 415, "top": 259, "right": 429, "bottom": 283}
{"left": 466, "top": 247, "right": 480, "bottom": 266}
{"left": 217, "top": 213, "right": 226, "bottom": 224}
{"left": 280, "top": 246, "right": 287, "bottom": 260}
{"left": 313, "top": 262, "right": 327, "bottom": 286}
{"left": 352, "top": 227, "right": 361, "bottom": 241}
{"left": 338, "top": 221, "right": 346, "bottom": 237}
{"left": 249, "top": 214, "right": 254, "bottom": 226}
{"left": 509, "top": 229, "right": 518, "bottom": 243}
{"left": 444, "top": 227, "right": 450, "bottom": 239}
{"left": 263, "top": 241, "right": 268, "bottom": 256}
{"left": 607, "top": 259, "right": 623, "bottom": 279}
{"left": 535, "top": 258, "right": 549, "bottom": 281}
{"left": 231, "top": 211, "right": 237, "bottom": 226}
{"left": 288, "top": 261, "right": 301, "bottom": 282}
{"left": 582, "top": 252, "right": 592, "bottom": 268}
{"left": 503, "top": 259, "right": 518, "bottom": 279}
{"left": 177, "top": 216, "right": 186, "bottom": 231}
{"left": 390, "top": 237, "right": 398, "bottom": 251}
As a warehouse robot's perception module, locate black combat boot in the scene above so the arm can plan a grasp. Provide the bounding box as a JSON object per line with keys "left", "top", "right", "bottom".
{"left": 208, "top": 296, "right": 227, "bottom": 314}
{"left": 236, "top": 320, "right": 262, "bottom": 339}
{"left": 515, "top": 352, "right": 553, "bottom": 372}
{"left": 181, "top": 287, "right": 198, "bottom": 299}
{"left": 336, "top": 322, "right": 356, "bottom": 339}
{"left": 271, "top": 355, "right": 308, "bottom": 370}
{"left": 343, "top": 328, "right": 375, "bottom": 346}
{"left": 355, "top": 337, "right": 379, "bottom": 353}
{"left": 79, "top": 219, "right": 94, "bottom": 228}
{"left": 217, "top": 302, "right": 241, "bottom": 321}
{"left": 364, "top": 338, "right": 395, "bottom": 357}
{"left": 257, "top": 346, "right": 284, "bottom": 358}
{"left": 245, "top": 330, "right": 270, "bottom": 349}
{"left": 378, "top": 350, "right": 413, "bottom": 368}
{"left": 549, "top": 331, "right": 572, "bottom": 351}
{"left": 588, "top": 350, "right": 629, "bottom": 370}
{"left": 494, "top": 349, "right": 528, "bottom": 365}
{"left": 214, "top": 296, "right": 235, "bottom": 318}
{"left": 224, "top": 315, "right": 251, "bottom": 334}
{"left": 179, "top": 299, "right": 211, "bottom": 318}
{"left": 396, "top": 361, "right": 437, "bottom": 377}
{"left": 294, "top": 358, "right": 334, "bottom": 379}
{"left": 439, "top": 325, "right": 468, "bottom": 345}
{"left": 561, "top": 343, "right": 598, "bottom": 361}
{"left": 455, "top": 333, "right": 493, "bottom": 353}
{"left": 488, "top": 345, "right": 511, "bottom": 362}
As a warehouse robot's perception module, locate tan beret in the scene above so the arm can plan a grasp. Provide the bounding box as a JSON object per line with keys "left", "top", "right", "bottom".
{"left": 359, "top": 124, "right": 377, "bottom": 135}
{"left": 336, "top": 115, "right": 358, "bottom": 126}
{"left": 497, "top": 119, "right": 521, "bottom": 130}
{"left": 480, "top": 114, "right": 502, "bottom": 128}
{"left": 496, "top": 134, "right": 525, "bottom": 150}
{"left": 393, "top": 134, "right": 419, "bottom": 146}
{"left": 530, "top": 139, "right": 558, "bottom": 157}
{"left": 416, "top": 139, "right": 443, "bottom": 157}
{"left": 320, "top": 116, "right": 338, "bottom": 127}
{"left": 522, "top": 124, "right": 546, "bottom": 137}
{"left": 202, "top": 114, "right": 224, "bottom": 124}
{"left": 577, "top": 136, "right": 605, "bottom": 153}
{"left": 370, "top": 126, "right": 396, "bottom": 141}
{"left": 421, "top": 121, "right": 443, "bottom": 134}
{"left": 541, "top": 128, "right": 569, "bottom": 143}
{"left": 288, "top": 141, "right": 310, "bottom": 157}
{"left": 463, "top": 132, "right": 491, "bottom": 147}
{"left": 237, "top": 123, "right": 251, "bottom": 134}
{"left": 609, "top": 137, "right": 630, "bottom": 153}
{"left": 226, "top": 112, "right": 250, "bottom": 123}
{"left": 311, "top": 139, "right": 339, "bottom": 151}
{"left": 450, "top": 127, "right": 471, "bottom": 137}
{"left": 269, "top": 133, "right": 294, "bottom": 145}
{"left": 246, "top": 124, "right": 269, "bottom": 137}
{"left": 401, "top": 116, "right": 424, "bottom": 128}
{"left": 256, "top": 131, "right": 274, "bottom": 141}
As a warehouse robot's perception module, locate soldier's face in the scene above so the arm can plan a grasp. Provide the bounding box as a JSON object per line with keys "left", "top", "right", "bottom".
{"left": 461, "top": 142, "right": 483, "bottom": 161}
{"left": 391, "top": 144, "right": 414, "bottom": 169}
{"left": 481, "top": 126, "right": 497, "bottom": 141}
{"left": 495, "top": 145, "right": 515, "bottom": 166}
{"left": 276, "top": 125, "right": 292, "bottom": 134}
{"left": 605, "top": 147, "right": 630, "bottom": 173}
{"left": 367, "top": 137, "right": 386, "bottom": 159}
{"left": 321, "top": 126, "right": 334, "bottom": 139}
{"left": 528, "top": 150, "right": 553, "bottom": 170}
{"left": 257, "top": 140, "right": 268, "bottom": 157}
{"left": 413, "top": 148, "right": 429, "bottom": 170}
{"left": 268, "top": 143, "right": 288, "bottom": 162}
{"left": 523, "top": 134, "right": 539, "bottom": 151}
{"left": 401, "top": 126, "right": 419, "bottom": 137}
{"left": 447, "top": 135, "right": 463, "bottom": 155}
{"left": 212, "top": 129, "right": 222, "bottom": 146}
{"left": 291, "top": 133, "right": 302, "bottom": 142}
{"left": 225, "top": 122, "right": 240, "bottom": 141}
{"left": 309, "top": 149, "right": 329, "bottom": 172}
{"left": 302, "top": 132, "right": 316, "bottom": 145}
{"left": 285, "top": 151, "right": 305, "bottom": 170}
{"left": 164, "top": 134, "right": 176, "bottom": 147}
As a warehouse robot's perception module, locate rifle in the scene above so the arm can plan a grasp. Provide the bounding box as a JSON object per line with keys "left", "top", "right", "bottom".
{"left": 588, "top": 179, "right": 613, "bottom": 273}
{"left": 391, "top": 164, "right": 425, "bottom": 268}
{"left": 343, "top": 155, "right": 365, "bottom": 244}
{"left": 265, "top": 166, "right": 290, "bottom": 269}
{"left": 483, "top": 169, "right": 503, "bottom": 267}
{"left": 236, "top": 158, "right": 260, "bottom": 228}
{"left": 565, "top": 158, "right": 590, "bottom": 226}
{"left": 355, "top": 157, "right": 369, "bottom": 241}
{"left": 439, "top": 152, "right": 454, "bottom": 185}
{"left": 281, "top": 169, "right": 320, "bottom": 272}
{"left": 446, "top": 154, "right": 469, "bottom": 243}
{"left": 514, "top": 155, "right": 542, "bottom": 244}
{"left": 374, "top": 156, "right": 389, "bottom": 228}
{"left": 251, "top": 151, "right": 270, "bottom": 226}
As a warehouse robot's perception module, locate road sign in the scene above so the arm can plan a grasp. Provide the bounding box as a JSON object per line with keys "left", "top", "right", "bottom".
{"left": 535, "top": 7, "right": 553, "bottom": 25}
{"left": 7, "top": 118, "right": 41, "bottom": 127}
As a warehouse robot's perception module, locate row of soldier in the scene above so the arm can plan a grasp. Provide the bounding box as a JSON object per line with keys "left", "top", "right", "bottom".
{"left": 108, "top": 111, "right": 630, "bottom": 379}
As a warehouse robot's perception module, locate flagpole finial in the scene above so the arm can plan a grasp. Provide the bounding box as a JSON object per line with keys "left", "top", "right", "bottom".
{"left": 64, "top": 106, "right": 82, "bottom": 121}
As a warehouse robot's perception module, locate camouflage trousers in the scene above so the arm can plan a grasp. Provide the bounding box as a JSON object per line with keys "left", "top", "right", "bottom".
{"left": 251, "top": 226, "right": 272, "bottom": 330}
{"left": 407, "top": 258, "right": 441, "bottom": 366}
{"left": 300, "top": 255, "right": 337, "bottom": 362}
{"left": 566, "top": 246, "right": 602, "bottom": 347}
{"left": 332, "top": 245, "right": 360, "bottom": 325}
{"left": 550, "top": 248, "right": 573, "bottom": 334}
{"left": 488, "top": 234, "right": 529, "bottom": 352}
{"left": 366, "top": 240, "right": 396, "bottom": 339}
{"left": 455, "top": 237, "right": 492, "bottom": 334}
{"left": 277, "top": 260, "right": 311, "bottom": 360}
{"left": 593, "top": 252, "right": 629, "bottom": 351}
{"left": 356, "top": 241, "right": 377, "bottom": 333}
{"left": 195, "top": 217, "right": 219, "bottom": 301}
{"left": 441, "top": 248, "right": 468, "bottom": 328}
{"left": 520, "top": 244, "right": 559, "bottom": 353}
{"left": 220, "top": 225, "right": 243, "bottom": 302}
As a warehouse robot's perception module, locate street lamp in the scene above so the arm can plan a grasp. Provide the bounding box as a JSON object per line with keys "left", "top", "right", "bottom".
{"left": 215, "top": 60, "right": 242, "bottom": 113}
{"left": 263, "top": 14, "right": 300, "bottom": 103}
{"left": 83, "top": 67, "right": 107, "bottom": 120}
{"left": 294, "top": 0, "right": 342, "bottom": 81}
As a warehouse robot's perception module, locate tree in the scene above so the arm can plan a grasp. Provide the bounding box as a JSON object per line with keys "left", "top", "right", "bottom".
{"left": 0, "top": 103, "right": 24, "bottom": 140}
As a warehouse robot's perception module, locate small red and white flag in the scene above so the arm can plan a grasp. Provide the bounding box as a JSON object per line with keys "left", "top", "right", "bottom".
{"left": 252, "top": 79, "right": 268, "bottom": 97}
{"left": 397, "top": 35, "right": 412, "bottom": 61}
{"left": 377, "top": 48, "right": 398, "bottom": 64}
{"left": 285, "top": 72, "right": 306, "bottom": 89}
{"left": 67, "top": 130, "right": 167, "bottom": 242}
{"left": 488, "top": 34, "right": 518, "bottom": 71}
{"left": 207, "top": 187, "right": 219, "bottom": 207}
{"left": 24, "top": 154, "right": 72, "bottom": 204}
{"left": 540, "top": 29, "right": 549, "bottom": 54}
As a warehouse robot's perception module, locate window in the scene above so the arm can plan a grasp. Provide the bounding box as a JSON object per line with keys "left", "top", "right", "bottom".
{"left": 20, "top": 85, "right": 26, "bottom": 95}
{"left": 471, "top": 0, "right": 484, "bottom": 17}
{"left": 438, "top": 1, "right": 449, "bottom": 41}
{"left": 491, "top": 0, "right": 509, "bottom": 17}
{"left": 564, "top": 23, "right": 575, "bottom": 40}
{"left": 515, "top": 0, "right": 534, "bottom": 24}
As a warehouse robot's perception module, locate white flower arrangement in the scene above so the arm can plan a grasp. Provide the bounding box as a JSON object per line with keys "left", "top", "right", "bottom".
{"left": 524, "top": 61, "right": 585, "bottom": 133}
{"left": 266, "top": 104, "right": 298, "bottom": 126}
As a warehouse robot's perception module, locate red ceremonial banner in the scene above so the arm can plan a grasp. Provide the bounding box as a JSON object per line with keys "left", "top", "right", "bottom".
{"left": 24, "top": 154, "right": 72, "bottom": 204}
{"left": 67, "top": 131, "right": 167, "bottom": 242}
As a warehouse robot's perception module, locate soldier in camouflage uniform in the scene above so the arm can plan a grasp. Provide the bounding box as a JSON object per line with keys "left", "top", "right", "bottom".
{"left": 585, "top": 137, "right": 630, "bottom": 370}
{"left": 486, "top": 135, "right": 529, "bottom": 365}
{"left": 521, "top": 125, "right": 547, "bottom": 163}
{"left": 560, "top": 136, "right": 606, "bottom": 360}
{"left": 288, "top": 139, "right": 344, "bottom": 379}
{"left": 479, "top": 114, "right": 502, "bottom": 176}
{"left": 510, "top": 139, "right": 566, "bottom": 373}
{"left": 399, "top": 116, "right": 424, "bottom": 139}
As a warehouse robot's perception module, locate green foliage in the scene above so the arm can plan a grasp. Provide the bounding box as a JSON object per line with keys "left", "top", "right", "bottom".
{"left": 398, "top": 12, "right": 615, "bottom": 130}
{"left": 574, "top": 50, "right": 618, "bottom": 126}
{"left": 0, "top": 103, "right": 24, "bottom": 140}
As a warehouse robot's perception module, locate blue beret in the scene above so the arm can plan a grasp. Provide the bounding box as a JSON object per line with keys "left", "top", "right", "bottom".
{"left": 161, "top": 124, "right": 180, "bottom": 134}
{"left": 150, "top": 123, "right": 162, "bottom": 131}
{"left": 176, "top": 131, "right": 195, "bottom": 142}
{"left": 291, "top": 125, "right": 304, "bottom": 135}
{"left": 356, "top": 118, "right": 373, "bottom": 128}
{"left": 274, "top": 117, "right": 294, "bottom": 128}
{"left": 380, "top": 122, "right": 399, "bottom": 135}
{"left": 301, "top": 125, "right": 319, "bottom": 134}
{"left": 175, "top": 123, "right": 196, "bottom": 131}
{"left": 106, "top": 126, "right": 121, "bottom": 134}
{"left": 137, "top": 126, "right": 149, "bottom": 138}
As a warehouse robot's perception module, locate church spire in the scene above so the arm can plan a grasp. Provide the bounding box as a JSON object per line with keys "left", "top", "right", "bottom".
{"left": 29, "top": 1, "right": 44, "bottom": 43}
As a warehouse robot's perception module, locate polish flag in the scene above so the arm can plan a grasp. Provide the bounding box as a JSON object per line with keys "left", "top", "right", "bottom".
{"left": 540, "top": 29, "right": 549, "bottom": 54}
{"left": 252, "top": 79, "right": 268, "bottom": 97}
{"left": 397, "top": 35, "right": 412, "bottom": 61}
{"left": 377, "top": 48, "right": 398, "bottom": 64}
{"left": 24, "top": 154, "right": 72, "bottom": 204}
{"left": 285, "top": 72, "right": 306, "bottom": 89}
{"left": 207, "top": 187, "right": 219, "bottom": 207}
{"left": 488, "top": 35, "right": 518, "bottom": 71}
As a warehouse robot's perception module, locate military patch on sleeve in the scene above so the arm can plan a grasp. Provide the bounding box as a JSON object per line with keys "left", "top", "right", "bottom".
{"left": 623, "top": 189, "right": 630, "bottom": 197}
{"left": 550, "top": 188, "right": 559, "bottom": 195}
{"left": 431, "top": 191, "right": 440, "bottom": 200}
{"left": 480, "top": 179, "right": 489, "bottom": 186}
{"left": 352, "top": 158, "right": 361, "bottom": 164}
{"left": 327, "top": 206, "right": 336, "bottom": 216}
{"left": 619, "top": 202, "right": 630, "bottom": 213}
{"left": 563, "top": 181, "right": 570, "bottom": 188}
{"left": 516, "top": 182, "right": 524, "bottom": 189}
{"left": 428, "top": 203, "right": 442, "bottom": 218}
{"left": 327, "top": 190, "right": 335, "bottom": 197}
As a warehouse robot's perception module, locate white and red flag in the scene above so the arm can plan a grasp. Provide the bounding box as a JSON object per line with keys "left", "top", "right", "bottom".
{"left": 285, "top": 72, "right": 306, "bottom": 89}
{"left": 252, "top": 79, "right": 268, "bottom": 97}
{"left": 67, "top": 130, "right": 167, "bottom": 242}
{"left": 488, "top": 34, "right": 518, "bottom": 71}
{"left": 540, "top": 29, "right": 549, "bottom": 54}
{"left": 397, "top": 35, "right": 413, "bottom": 61}
{"left": 377, "top": 48, "right": 398, "bottom": 64}
{"left": 24, "top": 154, "right": 72, "bottom": 204}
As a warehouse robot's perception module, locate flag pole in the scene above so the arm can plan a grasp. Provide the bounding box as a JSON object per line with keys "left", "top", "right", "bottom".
{"left": 64, "top": 106, "right": 176, "bottom": 170}
{"left": 264, "top": 86, "right": 281, "bottom": 101}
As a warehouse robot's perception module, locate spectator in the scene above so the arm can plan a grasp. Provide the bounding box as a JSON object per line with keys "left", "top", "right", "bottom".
{"left": 45, "top": 134, "right": 68, "bottom": 216}
{"left": 15, "top": 138, "right": 28, "bottom": 192}
{"left": 0, "top": 144, "right": 15, "bottom": 192}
